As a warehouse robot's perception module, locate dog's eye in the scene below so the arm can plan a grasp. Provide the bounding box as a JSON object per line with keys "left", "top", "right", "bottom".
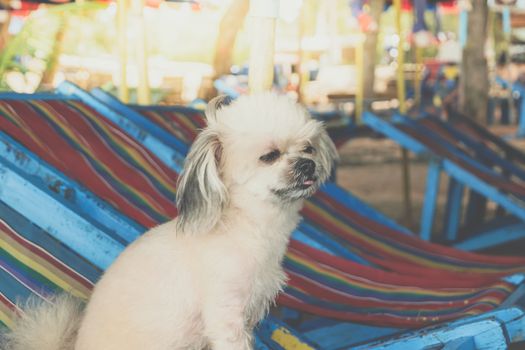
{"left": 303, "top": 145, "right": 315, "bottom": 154}
{"left": 259, "top": 149, "right": 281, "bottom": 163}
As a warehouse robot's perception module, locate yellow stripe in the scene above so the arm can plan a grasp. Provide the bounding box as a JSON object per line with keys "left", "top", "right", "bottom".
{"left": 305, "top": 202, "right": 518, "bottom": 274}
{"left": 0, "top": 307, "right": 14, "bottom": 329}
{"left": 0, "top": 237, "right": 90, "bottom": 299}
{"left": 287, "top": 251, "right": 513, "bottom": 297}
{"left": 29, "top": 101, "right": 170, "bottom": 216}
{"left": 69, "top": 101, "right": 175, "bottom": 191}
{"left": 271, "top": 327, "right": 315, "bottom": 350}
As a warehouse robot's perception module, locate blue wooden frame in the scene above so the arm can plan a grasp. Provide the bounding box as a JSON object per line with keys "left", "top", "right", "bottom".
{"left": 355, "top": 307, "right": 525, "bottom": 350}
{"left": 399, "top": 114, "right": 525, "bottom": 245}
{"left": 0, "top": 132, "right": 143, "bottom": 243}
{"left": 363, "top": 112, "right": 525, "bottom": 250}
{"left": 0, "top": 158, "right": 123, "bottom": 270}
{"left": 90, "top": 87, "right": 189, "bottom": 155}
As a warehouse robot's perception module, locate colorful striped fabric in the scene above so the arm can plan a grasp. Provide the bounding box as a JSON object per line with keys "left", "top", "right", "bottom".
{"left": 0, "top": 99, "right": 524, "bottom": 329}
{"left": 0, "top": 100, "right": 178, "bottom": 228}
{"left": 0, "top": 201, "right": 100, "bottom": 328}
{"left": 132, "top": 105, "right": 206, "bottom": 146}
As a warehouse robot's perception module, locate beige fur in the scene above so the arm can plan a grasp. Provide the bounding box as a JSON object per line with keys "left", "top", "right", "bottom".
{"left": 2, "top": 93, "right": 337, "bottom": 350}
{"left": 2, "top": 295, "right": 83, "bottom": 350}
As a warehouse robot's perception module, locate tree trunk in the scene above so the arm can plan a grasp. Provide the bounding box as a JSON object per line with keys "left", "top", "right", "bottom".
{"left": 460, "top": 1, "right": 489, "bottom": 125}
{"left": 363, "top": 0, "right": 385, "bottom": 99}
{"left": 212, "top": 0, "right": 249, "bottom": 79}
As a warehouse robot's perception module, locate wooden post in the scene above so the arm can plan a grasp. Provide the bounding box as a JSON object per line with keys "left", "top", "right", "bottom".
{"left": 394, "top": 0, "right": 413, "bottom": 226}
{"left": 248, "top": 0, "right": 279, "bottom": 93}
{"left": 355, "top": 34, "right": 365, "bottom": 121}
{"left": 117, "top": 0, "right": 129, "bottom": 103}
{"left": 414, "top": 45, "right": 423, "bottom": 106}
{"left": 130, "top": 0, "right": 151, "bottom": 104}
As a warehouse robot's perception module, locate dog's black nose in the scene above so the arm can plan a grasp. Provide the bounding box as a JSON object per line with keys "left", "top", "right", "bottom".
{"left": 296, "top": 158, "right": 316, "bottom": 177}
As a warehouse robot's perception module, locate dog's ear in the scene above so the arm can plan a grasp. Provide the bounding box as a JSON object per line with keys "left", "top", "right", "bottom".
{"left": 205, "top": 95, "right": 233, "bottom": 123}
{"left": 176, "top": 128, "right": 227, "bottom": 235}
{"left": 317, "top": 127, "right": 339, "bottom": 182}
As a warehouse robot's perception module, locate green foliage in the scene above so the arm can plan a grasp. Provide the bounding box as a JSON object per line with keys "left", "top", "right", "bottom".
{"left": 0, "top": 2, "right": 106, "bottom": 92}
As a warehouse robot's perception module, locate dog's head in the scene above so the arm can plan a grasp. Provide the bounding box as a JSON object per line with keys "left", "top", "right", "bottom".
{"left": 176, "top": 93, "right": 338, "bottom": 234}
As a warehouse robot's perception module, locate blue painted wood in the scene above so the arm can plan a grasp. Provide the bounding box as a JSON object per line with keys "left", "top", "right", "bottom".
{"left": 362, "top": 112, "right": 427, "bottom": 155}
{"left": 500, "top": 284, "right": 525, "bottom": 310}
{"left": 420, "top": 158, "right": 442, "bottom": 241}
{"left": 443, "top": 178, "right": 465, "bottom": 242}
{"left": 392, "top": 114, "right": 516, "bottom": 184}
{"left": 442, "top": 160, "right": 525, "bottom": 222}
{"left": 0, "top": 160, "right": 124, "bottom": 269}
{"left": 0, "top": 92, "right": 71, "bottom": 100}
{"left": 366, "top": 111, "right": 525, "bottom": 248}
{"left": 461, "top": 308, "right": 525, "bottom": 344}
{"left": 257, "top": 315, "right": 319, "bottom": 350}
{"left": 0, "top": 132, "right": 144, "bottom": 244}
{"left": 129, "top": 103, "right": 205, "bottom": 115}
{"left": 355, "top": 319, "right": 508, "bottom": 350}
{"left": 454, "top": 223, "right": 525, "bottom": 251}
{"left": 56, "top": 81, "right": 186, "bottom": 172}
{"left": 427, "top": 116, "right": 525, "bottom": 181}
{"left": 89, "top": 88, "right": 189, "bottom": 154}
{"left": 304, "top": 322, "right": 400, "bottom": 350}
{"left": 441, "top": 337, "right": 475, "bottom": 350}
{"left": 500, "top": 309, "right": 525, "bottom": 343}
{"left": 448, "top": 110, "right": 525, "bottom": 164}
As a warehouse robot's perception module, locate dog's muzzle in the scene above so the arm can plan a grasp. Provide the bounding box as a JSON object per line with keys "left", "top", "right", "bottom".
{"left": 294, "top": 158, "right": 317, "bottom": 189}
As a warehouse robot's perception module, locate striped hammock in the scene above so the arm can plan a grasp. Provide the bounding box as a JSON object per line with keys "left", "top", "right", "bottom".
{"left": 1, "top": 99, "right": 524, "bottom": 329}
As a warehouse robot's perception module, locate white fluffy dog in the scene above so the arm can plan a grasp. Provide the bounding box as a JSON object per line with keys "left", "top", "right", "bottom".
{"left": 2, "top": 93, "right": 337, "bottom": 350}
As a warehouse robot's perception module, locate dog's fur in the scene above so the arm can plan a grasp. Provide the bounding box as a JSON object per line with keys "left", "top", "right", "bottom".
{"left": 1, "top": 93, "right": 337, "bottom": 350}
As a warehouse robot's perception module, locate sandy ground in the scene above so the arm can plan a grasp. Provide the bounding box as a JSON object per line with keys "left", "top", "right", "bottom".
{"left": 334, "top": 128, "right": 525, "bottom": 251}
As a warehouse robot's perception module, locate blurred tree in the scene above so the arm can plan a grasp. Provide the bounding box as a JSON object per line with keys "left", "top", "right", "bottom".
{"left": 213, "top": 0, "right": 249, "bottom": 78}
{"left": 363, "top": 0, "right": 385, "bottom": 99}
{"left": 460, "top": 0, "right": 489, "bottom": 124}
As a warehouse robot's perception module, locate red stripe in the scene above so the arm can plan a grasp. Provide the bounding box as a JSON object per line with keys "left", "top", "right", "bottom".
{"left": 0, "top": 221, "right": 94, "bottom": 290}
{"left": 277, "top": 293, "right": 496, "bottom": 328}
{"left": 0, "top": 101, "right": 160, "bottom": 227}
{"left": 398, "top": 124, "right": 525, "bottom": 196}
{"left": 312, "top": 191, "right": 525, "bottom": 267}
{"left": 288, "top": 242, "right": 510, "bottom": 287}
{"left": 49, "top": 101, "right": 176, "bottom": 217}
{"left": 286, "top": 272, "right": 509, "bottom": 311}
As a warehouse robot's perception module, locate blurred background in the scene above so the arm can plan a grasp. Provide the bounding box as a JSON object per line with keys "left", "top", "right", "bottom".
{"left": 0, "top": 0, "right": 509, "bottom": 106}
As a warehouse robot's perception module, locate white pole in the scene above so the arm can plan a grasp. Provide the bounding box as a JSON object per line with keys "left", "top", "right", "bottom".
{"left": 248, "top": 0, "right": 279, "bottom": 93}
{"left": 130, "top": 0, "right": 151, "bottom": 104}
{"left": 117, "top": 0, "right": 129, "bottom": 103}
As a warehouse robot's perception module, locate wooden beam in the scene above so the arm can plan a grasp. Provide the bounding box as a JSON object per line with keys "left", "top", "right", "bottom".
{"left": 117, "top": 0, "right": 129, "bottom": 103}
{"left": 248, "top": 0, "right": 279, "bottom": 93}
{"left": 130, "top": 0, "right": 151, "bottom": 104}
